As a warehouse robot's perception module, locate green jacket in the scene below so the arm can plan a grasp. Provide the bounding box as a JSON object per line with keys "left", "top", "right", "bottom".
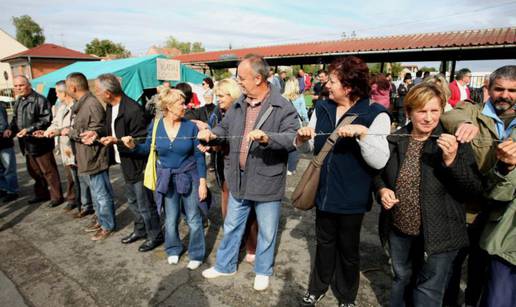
{"left": 441, "top": 102, "right": 516, "bottom": 223}
{"left": 480, "top": 167, "right": 516, "bottom": 265}
{"left": 441, "top": 102, "right": 500, "bottom": 174}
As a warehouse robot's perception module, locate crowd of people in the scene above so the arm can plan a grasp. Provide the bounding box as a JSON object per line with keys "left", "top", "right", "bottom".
{"left": 0, "top": 54, "right": 514, "bottom": 307}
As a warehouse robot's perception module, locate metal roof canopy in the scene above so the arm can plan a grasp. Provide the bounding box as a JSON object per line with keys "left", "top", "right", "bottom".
{"left": 198, "top": 45, "right": 516, "bottom": 69}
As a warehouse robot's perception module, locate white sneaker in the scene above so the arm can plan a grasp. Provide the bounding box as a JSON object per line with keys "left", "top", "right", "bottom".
{"left": 202, "top": 267, "right": 236, "bottom": 279}
{"left": 167, "top": 255, "right": 179, "bottom": 265}
{"left": 253, "top": 274, "right": 269, "bottom": 291}
{"left": 287, "top": 171, "right": 293, "bottom": 176}
{"left": 187, "top": 260, "right": 202, "bottom": 270}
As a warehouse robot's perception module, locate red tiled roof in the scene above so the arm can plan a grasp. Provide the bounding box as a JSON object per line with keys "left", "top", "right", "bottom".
{"left": 2, "top": 43, "right": 99, "bottom": 61}
{"left": 174, "top": 27, "right": 516, "bottom": 64}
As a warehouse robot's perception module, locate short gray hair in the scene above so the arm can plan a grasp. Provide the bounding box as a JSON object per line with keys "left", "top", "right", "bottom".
{"left": 241, "top": 54, "right": 269, "bottom": 82}
{"left": 55, "top": 80, "right": 66, "bottom": 93}
{"left": 489, "top": 65, "right": 516, "bottom": 90}
{"left": 14, "top": 75, "right": 30, "bottom": 85}
{"left": 96, "top": 73, "right": 122, "bottom": 96}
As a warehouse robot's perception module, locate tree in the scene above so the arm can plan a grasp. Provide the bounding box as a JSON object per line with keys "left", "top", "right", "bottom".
{"left": 163, "top": 36, "right": 205, "bottom": 54}
{"left": 85, "top": 38, "right": 130, "bottom": 58}
{"left": 420, "top": 66, "right": 437, "bottom": 72}
{"left": 12, "top": 15, "right": 45, "bottom": 48}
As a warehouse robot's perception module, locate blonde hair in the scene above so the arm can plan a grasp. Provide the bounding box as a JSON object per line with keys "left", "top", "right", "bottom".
{"left": 157, "top": 88, "right": 185, "bottom": 111}
{"left": 214, "top": 78, "right": 241, "bottom": 102}
{"left": 282, "top": 77, "right": 300, "bottom": 101}
{"left": 423, "top": 74, "right": 451, "bottom": 102}
{"left": 404, "top": 83, "right": 447, "bottom": 115}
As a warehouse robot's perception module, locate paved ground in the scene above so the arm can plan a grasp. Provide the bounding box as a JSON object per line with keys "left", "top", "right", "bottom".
{"left": 0, "top": 149, "right": 395, "bottom": 307}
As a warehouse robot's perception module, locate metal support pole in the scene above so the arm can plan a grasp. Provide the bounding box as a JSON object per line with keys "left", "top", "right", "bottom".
{"left": 380, "top": 62, "right": 385, "bottom": 73}
{"left": 449, "top": 60, "right": 456, "bottom": 83}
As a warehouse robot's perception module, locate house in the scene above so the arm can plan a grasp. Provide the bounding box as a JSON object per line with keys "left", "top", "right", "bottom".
{"left": 1, "top": 43, "right": 99, "bottom": 80}
{"left": 0, "top": 29, "right": 27, "bottom": 91}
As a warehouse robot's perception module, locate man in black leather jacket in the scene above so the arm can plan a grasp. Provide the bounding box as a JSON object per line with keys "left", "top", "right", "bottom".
{"left": 4, "top": 76, "right": 63, "bottom": 206}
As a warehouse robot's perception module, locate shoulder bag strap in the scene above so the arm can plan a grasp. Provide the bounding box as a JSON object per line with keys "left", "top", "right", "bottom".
{"left": 150, "top": 118, "right": 160, "bottom": 149}
{"left": 312, "top": 115, "right": 358, "bottom": 167}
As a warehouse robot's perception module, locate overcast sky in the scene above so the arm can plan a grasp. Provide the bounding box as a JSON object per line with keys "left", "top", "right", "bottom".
{"left": 1, "top": 0, "right": 515, "bottom": 71}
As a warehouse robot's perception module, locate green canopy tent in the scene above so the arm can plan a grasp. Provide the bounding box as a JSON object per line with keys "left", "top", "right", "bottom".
{"left": 31, "top": 54, "right": 207, "bottom": 103}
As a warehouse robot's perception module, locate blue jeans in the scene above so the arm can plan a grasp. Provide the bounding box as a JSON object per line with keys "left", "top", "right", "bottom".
{"left": 215, "top": 193, "right": 281, "bottom": 276}
{"left": 480, "top": 256, "right": 516, "bottom": 307}
{"left": 163, "top": 183, "right": 204, "bottom": 261}
{"left": 125, "top": 180, "right": 161, "bottom": 240}
{"left": 0, "top": 147, "right": 18, "bottom": 194}
{"left": 287, "top": 150, "right": 299, "bottom": 172}
{"left": 89, "top": 170, "right": 116, "bottom": 231}
{"left": 78, "top": 174, "right": 93, "bottom": 211}
{"left": 389, "top": 230, "right": 457, "bottom": 307}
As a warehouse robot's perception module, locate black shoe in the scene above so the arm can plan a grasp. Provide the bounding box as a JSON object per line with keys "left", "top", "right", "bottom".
{"left": 121, "top": 232, "right": 146, "bottom": 244}
{"left": 138, "top": 238, "right": 163, "bottom": 252}
{"left": 48, "top": 199, "right": 64, "bottom": 208}
{"left": 63, "top": 202, "right": 78, "bottom": 212}
{"left": 0, "top": 190, "right": 7, "bottom": 198}
{"left": 2, "top": 193, "right": 18, "bottom": 203}
{"left": 28, "top": 197, "right": 50, "bottom": 204}
{"left": 300, "top": 292, "right": 325, "bottom": 306}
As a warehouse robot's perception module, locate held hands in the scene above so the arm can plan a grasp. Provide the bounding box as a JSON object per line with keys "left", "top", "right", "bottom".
{"left": 247, "top": 129, "right": 269, "bottom": 145}
{"left": 121, "top": 136, "right": 135, "bottom": 149}
{"left": 437, "top": 133, "right": 459, "bottom": 167}
{"left": 60, "top": 127, "right": 70, "bottom": 136}
{"left": 379, "top": 188, "right": 399, "bottom": 210}
{"left": 3, "top": 129, "right": 12, "bottom": 138}
{"left": 296, "top": 127, "right": 315, "bottom": 145}
{"left": 42, "top": 130, "right": 58, "bottom": 138}
{"left": 496, "top": 139, "right": 516, "bottom": 167}
{"left": 80, "top": 131, "right": 98, "bottom": 145}
{"left": 16, "top": 128, "right": 28, "bottom": 138}
{"left": 99, "top": 136, "right": 118, "bottom": 146}
{"left": 337, "top": 124, "right": 368, "bottom": 140}
{"left": 32, "top": 130, "right": 46, "bottom": 138}
{"left": 455, "top": 123, "right": 479, "bottom": 143}
{"left": 197, "top": 129, "right": 217, "bottom": 143}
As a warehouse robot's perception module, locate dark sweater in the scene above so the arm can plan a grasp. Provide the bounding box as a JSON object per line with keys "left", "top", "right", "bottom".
{"left": 374, "top": 123, "right": 484, "bottom": 255}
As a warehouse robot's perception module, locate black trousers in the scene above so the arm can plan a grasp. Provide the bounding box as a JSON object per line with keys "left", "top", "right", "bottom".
{"left": 308, "top": 209, "right": 364, "bottom": 304}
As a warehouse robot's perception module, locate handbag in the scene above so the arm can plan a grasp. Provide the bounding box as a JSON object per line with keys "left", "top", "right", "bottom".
{"left": 143, "top": 118, "right": 160, "bottom": 191}
{"left": 291, "top": 114, "right": 358, "bottom": 210}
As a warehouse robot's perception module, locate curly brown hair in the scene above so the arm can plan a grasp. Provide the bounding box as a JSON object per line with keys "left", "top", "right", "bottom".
{"left": 328, "top": 56, "right": 370, "bottom": 101}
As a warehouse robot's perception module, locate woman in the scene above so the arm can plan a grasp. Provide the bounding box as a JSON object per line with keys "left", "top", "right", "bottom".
{"left": 423, "top": 74, "right": 453, "bottom": 112}
{"left": 370, "top": 73, "right": 391, "bottom": 109}
{"left": 296, "top": 56, "right": 391, "bottom": 307}
{"left": 283, "top": 77, "right": 308, "bottom": 175}
{"left": 374, "top": 83, "right": 483, "bottom": 307}
{"left": 212, "top": 78, "right": 258, "bottom": 263}
{"left": 122, "top": 88, "right": 208, "bottom": 270}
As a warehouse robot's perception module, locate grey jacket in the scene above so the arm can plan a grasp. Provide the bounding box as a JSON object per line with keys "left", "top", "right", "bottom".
{"left": 69, "top": 92, "right": 109, "bottom": 175}
{"left": 211, "top": 87, "right": 300, "bottom": 202}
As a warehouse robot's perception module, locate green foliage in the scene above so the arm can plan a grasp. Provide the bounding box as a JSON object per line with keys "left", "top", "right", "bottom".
{"left": 367, "top": 63, "right": 403, "bottom": 77}
{"left": 12, "top": 15, "right": 45, "bottom": 48}
{"left": 164, "top": 36, "right": 205, "bottom": 54}
{"left": 85, "top": 38, "right": 131, "bottom": 58}
{"left": 291, "top": 64, "right": 320, "bottom": 76}
{"left": 420, "top": 66, "right": 437, "bottom": 72}
{"left": 212, "top": 69, "right": 232, "bottom": 81}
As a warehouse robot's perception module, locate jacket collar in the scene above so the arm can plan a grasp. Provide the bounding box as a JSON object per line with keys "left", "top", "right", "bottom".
{"left": 234, "top": 85, "right": 284, "bottom": 109}
{"left": 319, "top": 97, "right": 371, "bottom": 127}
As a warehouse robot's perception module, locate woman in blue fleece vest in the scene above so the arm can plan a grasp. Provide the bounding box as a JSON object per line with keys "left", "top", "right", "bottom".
{"left": 296, "top": 56, "right": 391, "bottom": 307}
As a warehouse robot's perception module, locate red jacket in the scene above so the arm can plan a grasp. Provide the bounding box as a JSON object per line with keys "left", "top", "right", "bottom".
{"left": 449, "top": 80, "right": 471, "bottom": 107}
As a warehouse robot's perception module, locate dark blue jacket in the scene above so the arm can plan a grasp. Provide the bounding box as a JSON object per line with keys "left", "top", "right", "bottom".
{"left": 314, "top": 98, "right": 387, "bottom": 214}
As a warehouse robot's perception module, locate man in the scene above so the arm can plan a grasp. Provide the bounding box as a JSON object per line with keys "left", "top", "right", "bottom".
{"left": 35, "top": 81, "right": 84, "bottom": 212}
{"left": 441, "top": 65, "right": 516, "bottom": 307}
{"left": 413, "top": 70, "right": 423, "bottom": 85}
{"left": 449, "top": 68, "right": 472, "bottom": 107}
{"left": 62, "top": 72, "right": 115, "bottom": 241}
{"left": 312, "top": 70, "right": 329, "bottom": 101}
{"left": 279, "top": 71, "right": 287, "bottom": 94}
{"left": 297, "top": 69, "right": 306, "bottom": 92}
{"left": 199, "top": 54, "right": 300, "bottom": 291}
{"left": 423, "top": 71, "right": 431, "bottom": 80}
{"left": 267, "top": 68, "right": 281, "bottom": 91}
{"left": 96, "top": 73, "right": 162, "bottom": 252}
{"left": 4, "top": 76, "right": 63, "bottom": 206}
{"left": 471, "top": 75, "right": 491, "bottom": 104}
{"left": 0, "top": 102, "right": 18, "bottom": 202}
